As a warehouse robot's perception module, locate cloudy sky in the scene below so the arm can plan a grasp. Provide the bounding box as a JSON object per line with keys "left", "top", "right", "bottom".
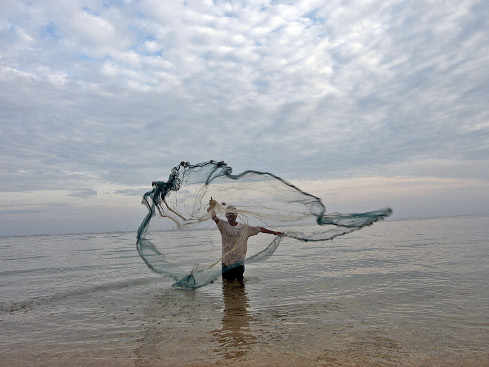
{"left": 1, "top": 0, "right": 488, "bottom": 236}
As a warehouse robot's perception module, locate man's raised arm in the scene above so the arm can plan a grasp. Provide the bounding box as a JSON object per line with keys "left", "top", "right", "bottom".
{"left": 207, "top": 197, "right": 219, "bottom": 224}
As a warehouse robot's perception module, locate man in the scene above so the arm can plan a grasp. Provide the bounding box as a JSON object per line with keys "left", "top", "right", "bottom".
{"left": 207, "top": 198, "right": 282, "bottom": 283}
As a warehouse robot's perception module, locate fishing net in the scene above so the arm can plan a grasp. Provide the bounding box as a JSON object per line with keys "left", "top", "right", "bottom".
{"left": 136, "top": 160, "right": 392, "bottom": 288}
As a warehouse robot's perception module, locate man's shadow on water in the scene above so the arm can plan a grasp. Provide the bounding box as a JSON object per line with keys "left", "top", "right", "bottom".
{"left": 212, "top": 280, "right": 257, "bottom": 360}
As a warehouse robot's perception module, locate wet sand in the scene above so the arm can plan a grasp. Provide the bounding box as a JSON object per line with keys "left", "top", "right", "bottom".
{"left": 3, "top": 351, "right": 489, "bottom": 367}
{"left": 2, "top": 281, "right": 489, "bottom": 367}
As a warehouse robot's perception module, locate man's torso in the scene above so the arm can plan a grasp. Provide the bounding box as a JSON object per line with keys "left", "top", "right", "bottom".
{"left": 217, "top": 221, "right": 259, "bottom": 265}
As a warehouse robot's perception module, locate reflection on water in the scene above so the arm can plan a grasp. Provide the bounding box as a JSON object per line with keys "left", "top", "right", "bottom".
{"left": 133, "top": 288, "right": 222, "bottom": 366}
{"left": 213, "top": 281, "right": 256, "bottom": 360}
{"left": 131, "top": 282, "right": 258, "bottom": 365}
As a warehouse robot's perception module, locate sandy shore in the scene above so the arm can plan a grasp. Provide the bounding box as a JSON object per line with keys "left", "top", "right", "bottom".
{"left": 3, "top": 344, "right": 489, "bottom": 367}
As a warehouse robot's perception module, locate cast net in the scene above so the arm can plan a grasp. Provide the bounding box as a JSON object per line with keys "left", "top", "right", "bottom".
{"left": 136, "top": 160, "right": 392, "bottom": 288}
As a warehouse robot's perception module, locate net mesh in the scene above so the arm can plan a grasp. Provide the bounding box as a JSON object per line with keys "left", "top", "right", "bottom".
{"left": 136, "top": 160, "right": 392, "bottom": 288}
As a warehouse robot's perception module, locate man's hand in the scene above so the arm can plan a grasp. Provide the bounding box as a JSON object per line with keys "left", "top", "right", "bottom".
{"left": 207, "top": 197, "right": 219, "bottom": 224}
{"left": 207, "top": 197, "right": 217, "bottom": 212}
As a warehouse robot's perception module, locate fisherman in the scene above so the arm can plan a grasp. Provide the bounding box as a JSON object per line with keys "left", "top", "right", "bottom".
{"left": 207, "top": 198, "right": 282, "bottom": 284}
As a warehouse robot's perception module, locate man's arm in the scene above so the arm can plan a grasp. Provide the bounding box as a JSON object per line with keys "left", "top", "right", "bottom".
{"left": 209, "top": 208, "right": 219, "bottom": 224}
{"left": 259, "top": 227, "right": 283, "bottom": 236}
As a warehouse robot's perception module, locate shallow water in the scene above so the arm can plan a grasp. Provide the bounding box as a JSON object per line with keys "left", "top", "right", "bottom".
{"left": 1, "top": 217, "right": 488, "bottom": 366}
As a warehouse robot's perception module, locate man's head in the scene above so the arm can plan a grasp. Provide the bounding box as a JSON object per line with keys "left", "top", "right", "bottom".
{"left": 225, "top": 205, "right": 238, "bottom": 224}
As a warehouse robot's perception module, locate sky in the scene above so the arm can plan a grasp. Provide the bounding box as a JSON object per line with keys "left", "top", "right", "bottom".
{"left": 1, "top": 0, "right": 488, "bottom": 236}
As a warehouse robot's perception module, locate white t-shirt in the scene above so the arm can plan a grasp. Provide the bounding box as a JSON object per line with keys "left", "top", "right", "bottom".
{"left": 216, "top": 220, "right": 260, "bottom": 266}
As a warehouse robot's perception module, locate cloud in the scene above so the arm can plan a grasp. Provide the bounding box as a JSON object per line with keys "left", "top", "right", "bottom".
{"left": 68, "top": 188, "right": 98, "bottom": 198}
{"left": 114, "top": 188, "right": 148, "bottom": 197}
{"left": 0, "top": 209, "right": 41, "bottom": 215}
{"left": 1, "top": 0, "right": 489, "bottom": 234}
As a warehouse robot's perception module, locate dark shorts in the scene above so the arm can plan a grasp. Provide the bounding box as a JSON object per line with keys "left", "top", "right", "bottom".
{"left": 222, "top": 263, "right": 245, "bottom": 282}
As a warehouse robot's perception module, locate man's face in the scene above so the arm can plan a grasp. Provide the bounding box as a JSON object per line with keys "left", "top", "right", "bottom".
{"left": 226, "top": 213, "right": 237, "bottom": 223}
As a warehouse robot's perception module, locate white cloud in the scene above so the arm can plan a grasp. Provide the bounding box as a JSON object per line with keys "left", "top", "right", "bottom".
{"left": 1, "top": 0, "right": 489, "bottom": 234}
{"left": 144, "top": 40, "right": 161, "bottom": 53}
{"left": 71, "top": 11, "right": 116, "bottom": 44}
{"left": 101, "top": 61, "right": 119, "bottom": 76}
{"left": 16, "top": 26, "right": 34, "bottom": 42}
{"left": 0, "top": 65, "right": 38, "bottom": 81}
{"left": 112, "top": 50, "right": 141, "bottom": 66}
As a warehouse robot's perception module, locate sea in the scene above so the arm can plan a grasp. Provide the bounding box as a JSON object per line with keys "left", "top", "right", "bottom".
{"left": 1, "top": 216, "right": 488, "bottom": 366}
